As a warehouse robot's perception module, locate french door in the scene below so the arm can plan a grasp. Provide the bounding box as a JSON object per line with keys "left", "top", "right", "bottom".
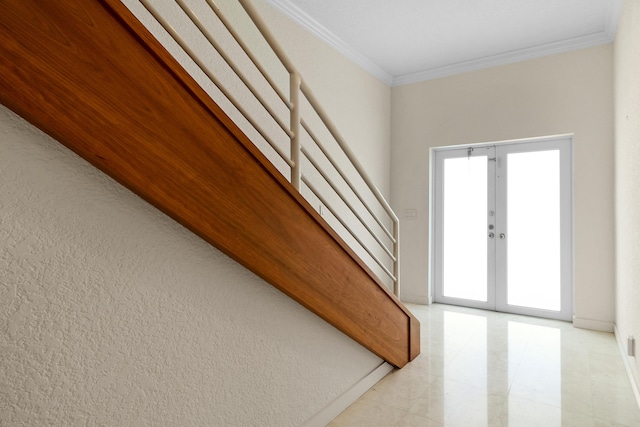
{"left": 433, "top": 137, "right": 573, "bottom": 321}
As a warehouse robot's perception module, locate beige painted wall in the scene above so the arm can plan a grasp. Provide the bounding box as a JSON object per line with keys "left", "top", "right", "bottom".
{"left": 256, "top": 1, "right": 392, "bottom": 197}
{"left": 614, "top": 0, "right": 640, "bottom": 392}
{"left": 0, "top": 1, "right": 392, "bottom": 425}
{"left": 120, "top": 0, "right": 396, "bottom": 287}
{"left": 121, "top": 0, "right": 392, "bottom": 198}
{"left": 254, "top": 1, "right": 395, "bottom": 287}
{"left": 391, "top": 45, "right": 615, "bottom": 329}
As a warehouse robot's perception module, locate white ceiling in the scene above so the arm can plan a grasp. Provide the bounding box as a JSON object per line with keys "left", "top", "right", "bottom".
{"left": 266, "top": 0, "right": 622, "bottom": 86}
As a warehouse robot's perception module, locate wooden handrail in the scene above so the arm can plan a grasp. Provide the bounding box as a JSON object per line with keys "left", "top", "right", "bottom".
{"left": 0, "top": 0, "right": 419, "bottom": 367}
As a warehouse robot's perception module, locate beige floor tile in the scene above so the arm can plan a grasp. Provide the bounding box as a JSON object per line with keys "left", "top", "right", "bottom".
{"left": 327, "top": 304, "right": 640, "bottom": 427}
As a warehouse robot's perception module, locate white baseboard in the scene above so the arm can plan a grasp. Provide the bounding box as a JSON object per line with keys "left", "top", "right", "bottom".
{"left": 573, "top": 315, "right": 614, "bottom": 332}
{"left": 613, "top": 324, "right": 640, "bottom": 409}
{"left": 400, "top": 293, "right": 430, "bottom": 305}
{"left": 302, "top": 362, "right": 394, "bottom": 427}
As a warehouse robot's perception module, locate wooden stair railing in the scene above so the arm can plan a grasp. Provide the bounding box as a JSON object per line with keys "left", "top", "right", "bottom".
{"left": 0, "top": 0, "right": 420, "bottom": 367}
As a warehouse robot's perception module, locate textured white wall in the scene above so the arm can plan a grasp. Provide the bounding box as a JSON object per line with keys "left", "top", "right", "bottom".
{"left": 614, "top": 0, "right": 640, "bottom": 392}
{"left": 0, "top": 0, "right": 392, "bottom": 423}
{"left": 0, "top": 104, "right": 383, "bottom": 425}
{"left": 391, "top": 45, "right": 615, "bottom": 329}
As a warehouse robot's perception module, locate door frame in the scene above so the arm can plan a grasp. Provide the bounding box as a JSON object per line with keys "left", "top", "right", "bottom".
{"left": 428, "top": 134, "right": 574, "bottom": 320}
{"left": 432, "top": 145, "right": 497, "bottom": 311}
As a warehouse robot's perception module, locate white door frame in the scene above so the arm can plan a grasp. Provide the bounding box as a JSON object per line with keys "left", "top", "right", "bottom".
{"left": 433, "top": 145, "right": 497, "bottom": 311}
{"left": 429, "top": 134, "right": 574, "bottom": 321}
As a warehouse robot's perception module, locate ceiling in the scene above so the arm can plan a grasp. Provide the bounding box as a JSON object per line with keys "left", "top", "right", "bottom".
{"left": 266, "top": 0, "right": 622, "bottom": 86}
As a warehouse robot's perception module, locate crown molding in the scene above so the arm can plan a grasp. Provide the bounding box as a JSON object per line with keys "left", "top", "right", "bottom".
{"left": 392, "top": 30, "right": 615, "bottom": 86}
{"left": 605, "top": 0, "right": 624, "bottom": 40}
{"left": 266, "top": 0, "right": 394, "bottom": 85}
{"left": 266, "top": 0, "right": 623, "bottom": 88}
{"left": 392, "top": 0, "right": 622, "bottom": 87}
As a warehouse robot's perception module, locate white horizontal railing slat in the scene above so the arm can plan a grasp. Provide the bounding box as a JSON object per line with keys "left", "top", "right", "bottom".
{"left": 132, "top": 0, "right": 400, "bottom": 295}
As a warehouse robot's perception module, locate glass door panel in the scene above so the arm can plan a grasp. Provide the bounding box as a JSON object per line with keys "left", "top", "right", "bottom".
{"left": 434, "top": 137, "right": 573, "bottom": 321}
{"left": 506, "top": 150, "right": 561, "bottom": 311}
{"left": 443, "top": 156, "right": 488, "bottom": 301}
{"left": 495, "top": 139, "right": 573, "bottom": 320}
{"left": 434, "top": 146, "right": 496, "bottom": 310}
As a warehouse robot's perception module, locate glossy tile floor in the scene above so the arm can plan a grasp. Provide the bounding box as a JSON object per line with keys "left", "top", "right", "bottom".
{"left": 329, "top": 304, "right": 640, "bottom": 427}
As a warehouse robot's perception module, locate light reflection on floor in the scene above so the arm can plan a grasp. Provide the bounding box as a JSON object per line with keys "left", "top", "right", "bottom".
{"left": 328, "top": 304, "right": 640, "bottom": 427}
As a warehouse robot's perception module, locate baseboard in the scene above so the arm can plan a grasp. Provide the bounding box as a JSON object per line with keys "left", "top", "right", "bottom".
{"left": 400, "top": 293, "right": 430, "bottom": 305}
{"left": 302, "top": 362, "right": 394, "bottom": 427}
{"left": 613, "top": 324, "right": 640, "bottom": 409}
{"left": 573, "top": 315, "right": 614, "bottom": 332}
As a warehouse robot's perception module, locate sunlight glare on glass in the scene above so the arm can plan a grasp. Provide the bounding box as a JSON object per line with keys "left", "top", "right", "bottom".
{"left": 507, "top": 150, "right": 561, "bottom": 311}
{"left": 443, "top": 156, "right": 487, "bottom": 302}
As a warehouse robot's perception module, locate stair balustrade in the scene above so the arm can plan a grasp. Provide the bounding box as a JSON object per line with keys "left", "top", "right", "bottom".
{"left": 131, "top": 0, "right": 400, "bottom": 295}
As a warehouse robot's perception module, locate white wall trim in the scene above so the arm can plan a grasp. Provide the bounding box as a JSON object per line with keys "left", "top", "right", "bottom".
{"left": 392, "top": 32, "right": 614, "bottom": 86}
{"left": 605, "top": 0, "right": 625, "bottom": 42}
{"left": 573, "top": 315, "right": 614, "bottom": 332}
{"left": 302, "top": 362, "right": 394, "bottom": 427}
{"left": 266, "top": 0, "right": 622, "bottom": 88}
{"left": 614, "top": 324, "right": 640, "bottom": 409}
{"left": 432, "top": 133, "right": 576, "bottom": 152}
{"left": 265, "top": 0, "right": 393, "bottom": 85}
{"left": 401, "top": 293, "right": 431, "bottom": 305}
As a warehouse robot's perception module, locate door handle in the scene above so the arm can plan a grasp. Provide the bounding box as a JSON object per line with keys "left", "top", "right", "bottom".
{"left": 489, "top": 232, "right": 495, "bottom": 239}
{"left": 499, "top": 233, "right": 505, "bottom": 240}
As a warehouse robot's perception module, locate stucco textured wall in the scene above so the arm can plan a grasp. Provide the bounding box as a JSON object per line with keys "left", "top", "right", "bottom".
{"left": 1, "top": 1, "right": 392, "bottom": 425}
{"left": 391, "top": 45, "right": 615, "bottom": 328}
{"left": 0, "top": 98, "right": 381, "bottom": 424}
{"left": 614, "top": 0, "right": 640, "bottom": 393}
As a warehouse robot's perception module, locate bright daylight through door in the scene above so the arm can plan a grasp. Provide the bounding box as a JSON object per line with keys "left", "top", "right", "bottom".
{"left": 442, "top": 155, "right": 488, "bottom": 302}
{"left": 434, "top": 137, "right": 573, "bottom": 320}
{"left": 506, "top": 150, "right": 560, "bottom": 311}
